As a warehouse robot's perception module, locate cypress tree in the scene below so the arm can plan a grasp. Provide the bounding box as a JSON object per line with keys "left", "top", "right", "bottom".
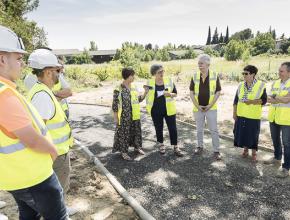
{"left": 224, "top": 26, "right": 229, "bottom": 44}
{"left": 206, "top": 26, "right": 211, "bottom": 45}
{"left": 211, "top": 27, "right": 219, "bottom": 44}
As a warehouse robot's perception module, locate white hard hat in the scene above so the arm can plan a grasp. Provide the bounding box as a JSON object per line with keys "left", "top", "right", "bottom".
{"left": 28, "top": 49, "right": 62, "bottom": 69}
{"left": 0, "top": 25, "right": 27, "bottom": 53}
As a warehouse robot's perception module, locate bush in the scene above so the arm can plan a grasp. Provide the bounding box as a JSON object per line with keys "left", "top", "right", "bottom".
{"left": 288, "top": 46, "right": 290, "bottom": 55}
{"left": 250, "top": 33, "right": 275, "bottom": 56}
{"left": 224, "top": 40, "right": 246, "bottom": 61}
{"left": 204, "top": 46, "right": 219, "bottom": 57}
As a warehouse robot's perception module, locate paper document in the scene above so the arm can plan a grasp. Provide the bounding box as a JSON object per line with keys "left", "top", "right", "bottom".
{"left": 157, "top": 90, "right": 164, "bottom": 97}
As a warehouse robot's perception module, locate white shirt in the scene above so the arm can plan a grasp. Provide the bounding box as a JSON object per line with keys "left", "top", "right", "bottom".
{"left": 31, "top": 91, "right": 55, "bottom": 120}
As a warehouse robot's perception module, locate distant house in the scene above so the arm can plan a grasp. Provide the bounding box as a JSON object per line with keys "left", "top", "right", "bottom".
{"left": 168, "top": 50, "right": 187, "bottom": 59}
{"left": 52, "top": 49, "right": 117, "bottom": 64}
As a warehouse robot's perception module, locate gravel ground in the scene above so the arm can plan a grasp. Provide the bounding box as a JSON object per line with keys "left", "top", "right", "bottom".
{"left": 70, "top": 104, "right": 290, "bottom": 220}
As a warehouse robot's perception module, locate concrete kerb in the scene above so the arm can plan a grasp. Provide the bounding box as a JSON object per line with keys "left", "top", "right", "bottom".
{"left": 74, "top": 139, "right": 156, "bottom": 220}
{"left": 69, "top": 102, "right": 274, "bottom": 154}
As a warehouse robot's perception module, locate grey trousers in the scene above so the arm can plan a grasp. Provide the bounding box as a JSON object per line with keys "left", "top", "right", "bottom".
{"left": 53, "top": 152, "right": 71, "bottom": 194}
{"left": 194, "top": 110, "right": 220, "bottom": 152}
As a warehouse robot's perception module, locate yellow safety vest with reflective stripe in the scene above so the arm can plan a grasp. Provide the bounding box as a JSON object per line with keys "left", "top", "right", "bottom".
{"left": 146, "top": 77, "right": 176, "bottom": 116}
{"left": 237, "top": 80, "right": 265, "bottom": 119}
{"left": 192, "top": 71, "right": 218, "bottom": 112}
{"left": 0, "top": 80, "right": 53, "bottom": 191}
{"left": 53, "top": 81, "right": 69, "bottom": 113}
{"left": 115, "top": 84, "right": 140, "bottom": 125}
{"left": 268, "top": 79, "right": 290, "bottom": 125}
{"left": 28, "top": 82, "right": 73, "bottom": 155}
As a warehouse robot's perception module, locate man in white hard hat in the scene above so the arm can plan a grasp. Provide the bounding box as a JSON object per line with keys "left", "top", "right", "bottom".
{"left": 0, "top": 25, "right": 68, "bottom": 219}
{"left": 24, "top": 51, "right": 72, "bottom": 119}
{"left": 27, "top": 49, "right": 77, "bottom": 216}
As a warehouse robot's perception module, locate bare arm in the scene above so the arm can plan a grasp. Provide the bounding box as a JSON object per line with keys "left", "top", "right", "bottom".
{"left": 208, "top": 91, "right": 221, "bottom": 108}
{"left": 14, "top": 125, "right": 58, "bottom": 161}
{"left": 54, "top": 88, "right": 72, "bottom": 99}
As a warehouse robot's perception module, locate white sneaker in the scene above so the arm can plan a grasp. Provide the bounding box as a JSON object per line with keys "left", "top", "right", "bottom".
{"left": 0, "top": 213, "right": 8, "bottom": 220}
{"left": 264, "top": 157, "right": 281, "bottom": 166}
{"left": 276, "top": 168, "right": 289, "bottom": 178}
{"left": 67, "top": 206, "right": 78, "bottom": 216}
{"left": 0, "top": 201, "right": 6, "bottom": 209}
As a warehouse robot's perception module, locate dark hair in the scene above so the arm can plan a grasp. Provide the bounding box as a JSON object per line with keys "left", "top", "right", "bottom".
{"left": 122, "top": 67, "right": 135, "bottom": 80}
{"left": 32, "top": 68, "right": 44, "bottom": 77}
{"left": 150, "top": 64, "right": 163, "bottom": 75}
{"left": 243, "top": 65, "right": 258, "bottom": 75}
{"left": 281, "top": 62, "right": 290, "bottom": 72}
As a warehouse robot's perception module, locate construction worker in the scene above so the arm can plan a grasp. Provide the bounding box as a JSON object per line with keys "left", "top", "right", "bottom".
{"left": 24, "top": 52, "right": 72, "bottom": 119}
{"left": 0, "top": 25, "right": 68, "bottom": 219}
{"left": 27, "top": 49, "right": 77, "bottom": 215}
{"left": 265, "top": 62, "right": 290, "bottom": 178}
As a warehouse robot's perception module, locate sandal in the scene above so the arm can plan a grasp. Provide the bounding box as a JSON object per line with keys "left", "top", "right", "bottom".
{"left": 121, "top": 153, "right": 132, "bottom": 161}
{"left": 158, "top": 143, "right": 166, "bottom": 154}
{"left": 135, "top": 148, "right": 145, "bottom": 155}
{"left": 242, "top": 148, "right": 249, "bottom": 158}
{"left": 174, "top": 146, "right": 184, "bottom": 157}
{"left": 252, "top": 150, "right": 257, "bottom": 162}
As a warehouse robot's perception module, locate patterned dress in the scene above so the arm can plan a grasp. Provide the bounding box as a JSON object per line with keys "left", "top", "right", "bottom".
{"left": 112, "top": 84, "right": 144, "bottom": 153}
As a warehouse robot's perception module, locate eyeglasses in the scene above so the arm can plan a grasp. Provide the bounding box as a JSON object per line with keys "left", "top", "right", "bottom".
{"left": 242, "top": 72, "right": 253, "bottom": 76}
{"left": 157, "top": 70, "right": 164, "bottom": 74}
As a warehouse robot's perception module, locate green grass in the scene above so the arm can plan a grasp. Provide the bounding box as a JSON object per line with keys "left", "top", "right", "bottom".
{"left": 18, "top": 55, "right": 290, "bottom": 93}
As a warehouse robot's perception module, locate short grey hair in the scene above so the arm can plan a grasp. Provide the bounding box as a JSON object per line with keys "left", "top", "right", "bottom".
{"left": 281, "top": 62, "right": 290, "bottom": 72}
{"left": 150, "top": 64, "right": 163, "bottom": 75}
{"left": 198, "top": 54, "right": 211, "bottom": 65}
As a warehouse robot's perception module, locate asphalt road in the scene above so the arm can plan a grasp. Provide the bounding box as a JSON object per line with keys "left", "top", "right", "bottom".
{"left": 70, "top": 103, "right": 290, "bottom": 220}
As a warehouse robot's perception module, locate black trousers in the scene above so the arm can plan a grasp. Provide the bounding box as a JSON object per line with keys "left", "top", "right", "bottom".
{"left": 151, "top": 111, "right": 178, "bottom": 145}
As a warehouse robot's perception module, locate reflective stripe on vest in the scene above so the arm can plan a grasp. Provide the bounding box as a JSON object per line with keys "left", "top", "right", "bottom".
{"left": 237, "top": 80, "right": 265, "bottom": 119}
{"left": 116, "top": 84, "right": 141, "bottom": 125}
{"left": 28, "top": 82, "right": 72, "bottom": 155}
{"left": 0, "top": 80, "right": 53, "bottom": 191}
{"left": 192, "top": 71, "right": 217, "bottom": 112}
{"left": 268, "top": 79, "right": 290, "bottom": 125}
{"left": 146, "top": 77, "right": 176, "bottom": 116}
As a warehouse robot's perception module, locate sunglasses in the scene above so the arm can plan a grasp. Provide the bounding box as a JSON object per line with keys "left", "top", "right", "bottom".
{"left": 242, "top": 72, "right": 253, "bottom": 76}
{"left": 157, "top": 70, "right": 164, "bottom": 74}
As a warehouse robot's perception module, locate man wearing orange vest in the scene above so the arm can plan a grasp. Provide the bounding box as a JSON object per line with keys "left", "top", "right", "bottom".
{"left": 0, "top": 25, "right": 68, "bottom": 219}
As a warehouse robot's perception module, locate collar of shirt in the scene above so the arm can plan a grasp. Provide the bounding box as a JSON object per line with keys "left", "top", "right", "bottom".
{"left": 0, "top": 75, "right": 16, "bottom": 89}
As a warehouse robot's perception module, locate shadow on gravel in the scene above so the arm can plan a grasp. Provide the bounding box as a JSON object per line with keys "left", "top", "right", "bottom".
{"left": 71, "top": 108, "right": 290, "bottom": 220}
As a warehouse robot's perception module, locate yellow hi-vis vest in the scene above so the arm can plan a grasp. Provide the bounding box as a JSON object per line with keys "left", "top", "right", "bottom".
{"left": 192, "top": 71, "right": 218, "bottom": 112}
{"left": 28, "top": 82, "right": 73, "bottom": 155}
{"left": 53, "top": 81, "right": 69, "bottom": 114}
{"left": 268, "top": 79, "right": 290, "bottom": 125}
{"left": 115, "top": 84, "right": 141, "bottom": 125}
{"left": 0, "top": 80, "right": 53, "bottom": 191}
{"left": 146, "top": 77, "right": 176, "bottom": 116}
{"left": 237, "top": 80, "right": 265, "bottom": 120}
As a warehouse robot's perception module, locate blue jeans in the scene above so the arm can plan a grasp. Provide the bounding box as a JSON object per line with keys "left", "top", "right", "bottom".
{"left": 9, "top": 173, "right": 68, "bottom": 220}
{"left": 270, "top": 122, "right": 290, "bottom": 170}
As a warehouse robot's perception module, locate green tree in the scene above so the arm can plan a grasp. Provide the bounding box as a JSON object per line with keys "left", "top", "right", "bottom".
{"left": 89, "top": 41, "right": 97, "bottom": 51}
{"left": 250, "top": 33, "right": 275, "bottom": 56}
{"left": 279, "top": 39, "right": 290, "bottom": 54}
{"left": 206, "top": 26, "right": 211, "bottom": 45}
{"left": 0, "top": 0, "right": 47, "bottom": 51}
{"left": 218, "top": 33, "right": 224, "bottom": 44}
{"left": 224, "top": 26, "right": 229, "bottom": 44}
{"left": 211, "top": 27, "right": 219, "bottom": 44}
{"left": 230, "top": 28, "right": 253, "bottom": 41}
{"left": 224, "top": 39, "right": 246, "bottom": 61}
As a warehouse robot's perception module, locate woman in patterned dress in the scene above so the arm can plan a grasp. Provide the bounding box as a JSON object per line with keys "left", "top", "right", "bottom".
{"left": 112, "top": 67, "right": 149, "bottom": 160}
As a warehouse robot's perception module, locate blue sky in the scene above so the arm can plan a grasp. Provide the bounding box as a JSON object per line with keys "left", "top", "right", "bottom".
{"left": 26, "top": 0, "right": 290, "bottom": 50}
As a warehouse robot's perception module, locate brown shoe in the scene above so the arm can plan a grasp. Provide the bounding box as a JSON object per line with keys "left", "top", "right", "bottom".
{"left": 174, "top": 146, "right": 184, "bottom": 157}
{"left": 213, "top": 152, "right": 222, "bottom": 160}
{"left": 194, "top": 147, "right": 203, "bottom": 155}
